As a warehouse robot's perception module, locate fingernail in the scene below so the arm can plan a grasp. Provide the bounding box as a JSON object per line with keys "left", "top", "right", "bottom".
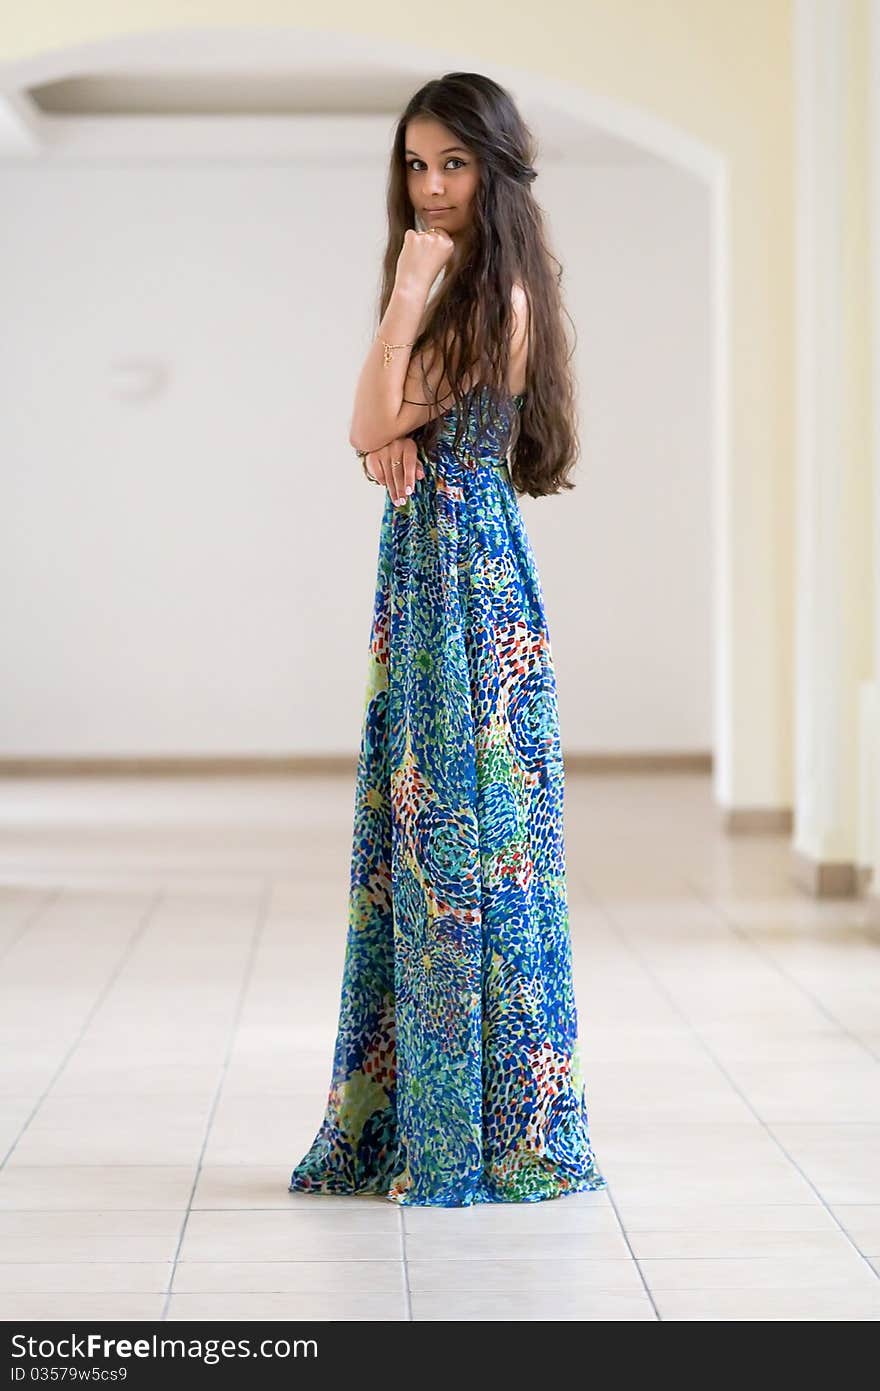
{"left": 405, "top": 486, "right": 412, "bottom": 495}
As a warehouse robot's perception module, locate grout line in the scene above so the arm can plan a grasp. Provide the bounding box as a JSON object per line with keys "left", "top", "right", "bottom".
{"left": 686, "top": 879, "right": 880, "bottom": 1063}
{"left": 0, "top": 888, "right": 165, "bottom": 1172}
{"left": 1, "top": 1257, "right": 410, "bottom": 1266}
{"left": 596, "top": 1183, "right": 662, "bottom": 1319}
{"left": 0, "top": 1257, "right": 711, "bottom": 1268}
{"left": 46, "top": 1256, "right": 631, "bottom": 1265}
{"left": 587, "top": 885, "right": 880, "bottom": 1289}
{"left": 398, "top": 1208, "right": 414, "bottom": 1320}
{"left": 0, "top": 886, "right": 63, "bottom": 965}
{"left": 159, "top": 877, "right": 273, "bottom": 1322}
{"left": 0, "top": 1200, "right": 839, "bottom": 1211}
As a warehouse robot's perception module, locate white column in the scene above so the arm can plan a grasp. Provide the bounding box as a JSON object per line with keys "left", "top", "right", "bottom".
{"left": 866, "top": 0, "right": 880, "bottom": 909}
{"left": 793, "top": 0, "right": 873, "bottom": 896}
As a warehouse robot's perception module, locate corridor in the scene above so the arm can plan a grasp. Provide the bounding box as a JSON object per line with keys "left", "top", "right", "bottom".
{"left": 1, "top": 771, "right": 878, "bottom": 1321}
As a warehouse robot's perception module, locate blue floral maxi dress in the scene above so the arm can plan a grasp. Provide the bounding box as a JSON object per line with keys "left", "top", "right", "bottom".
{"left": 289, "top": 385, "right": 605, "bottom": 1206}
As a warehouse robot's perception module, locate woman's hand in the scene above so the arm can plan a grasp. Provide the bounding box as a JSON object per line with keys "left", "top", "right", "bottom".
{"left": 364, "top": 436, "right": 425, "bottom": 506}
{"left": 394, "top": 227, "right": 455, "bottom": 291}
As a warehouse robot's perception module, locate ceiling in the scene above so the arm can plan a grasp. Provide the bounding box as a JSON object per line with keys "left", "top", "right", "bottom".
{"left": 21, "top": 70, "right": 655, "bottom": 165}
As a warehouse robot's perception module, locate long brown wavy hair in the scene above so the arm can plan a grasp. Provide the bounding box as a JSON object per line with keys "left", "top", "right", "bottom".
{"left": 374, "top": 72, "right": 580, "bottom": 499}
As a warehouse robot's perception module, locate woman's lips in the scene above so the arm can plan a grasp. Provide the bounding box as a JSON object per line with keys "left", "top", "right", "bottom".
{"left": 425, "top": 208, "right": 452, "bottom": 215}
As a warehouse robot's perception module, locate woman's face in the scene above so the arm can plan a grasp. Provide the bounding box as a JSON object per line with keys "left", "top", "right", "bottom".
{"left": 404, "top": 116, "right": 480, "bottom": 242}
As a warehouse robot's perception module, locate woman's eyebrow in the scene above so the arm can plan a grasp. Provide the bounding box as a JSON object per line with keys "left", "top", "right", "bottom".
{"left": 405, "top": 146, "right": 469, "bottom": 156}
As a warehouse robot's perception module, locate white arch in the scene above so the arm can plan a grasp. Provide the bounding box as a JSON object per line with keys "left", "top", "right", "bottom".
{"left": 0, "top": 25, "right": 732, "bottom": 801}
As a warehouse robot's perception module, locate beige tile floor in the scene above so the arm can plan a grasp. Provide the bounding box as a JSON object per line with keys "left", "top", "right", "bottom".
{"left": 0, "top": 771, "right": 878, "bottom": 1321}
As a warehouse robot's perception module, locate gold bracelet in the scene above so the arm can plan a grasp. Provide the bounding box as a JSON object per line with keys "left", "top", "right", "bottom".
{"left": 378, "top": 337, "right": 416, "bottom": 368}
{"left": 354, "top": 447, "right": 382, "bottom": 483}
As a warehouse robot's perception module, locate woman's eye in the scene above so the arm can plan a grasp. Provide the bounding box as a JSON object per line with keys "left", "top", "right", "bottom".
{"left": 407, "top": 158, "right": 466, "bottom": 172}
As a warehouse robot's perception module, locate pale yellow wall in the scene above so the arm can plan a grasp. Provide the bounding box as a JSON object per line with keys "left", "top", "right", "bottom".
{"left": 0, "top": 1, "right": 804, "bottom": 807}
{"left": 848, "top": 0, "right": 874, "bottom": 669}
{"left": 845, "top": 0, "right": 874, "bottom": 851}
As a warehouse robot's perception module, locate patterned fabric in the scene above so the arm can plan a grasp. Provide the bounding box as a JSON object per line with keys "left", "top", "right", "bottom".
{"left": 289, "top": 385, "right": 605, "bottom": 1207}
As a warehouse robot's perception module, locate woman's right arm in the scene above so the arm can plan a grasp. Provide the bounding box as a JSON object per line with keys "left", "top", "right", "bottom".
{"left": 348, "top": 230, "right": 459, "bottom": 454}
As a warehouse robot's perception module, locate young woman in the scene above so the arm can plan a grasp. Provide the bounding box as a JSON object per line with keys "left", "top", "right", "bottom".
{"left": 289, "top": 72, "right": 605, "bottom": 1207}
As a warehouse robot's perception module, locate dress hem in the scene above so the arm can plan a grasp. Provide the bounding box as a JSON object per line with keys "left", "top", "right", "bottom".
{"left": 287, "top": 1169, "right": 608, "bottom": 1209}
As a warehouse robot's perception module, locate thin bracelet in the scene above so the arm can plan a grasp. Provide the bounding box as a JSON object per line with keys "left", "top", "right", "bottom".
{"left": 354, "top": 334, "right": 418, "bottom": 479}
{"left": 378, "top": 337, "right": 416, "bottom": 368}
{"left": 355, "top": 450, "right": 382, "bottom": 483}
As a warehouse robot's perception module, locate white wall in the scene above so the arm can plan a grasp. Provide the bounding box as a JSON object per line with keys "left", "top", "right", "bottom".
{"left": 538, "top": 161, "right": 712, "bottom": 753}
{"left": 0, "top": 156, "right": 711, "bottom": 757}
